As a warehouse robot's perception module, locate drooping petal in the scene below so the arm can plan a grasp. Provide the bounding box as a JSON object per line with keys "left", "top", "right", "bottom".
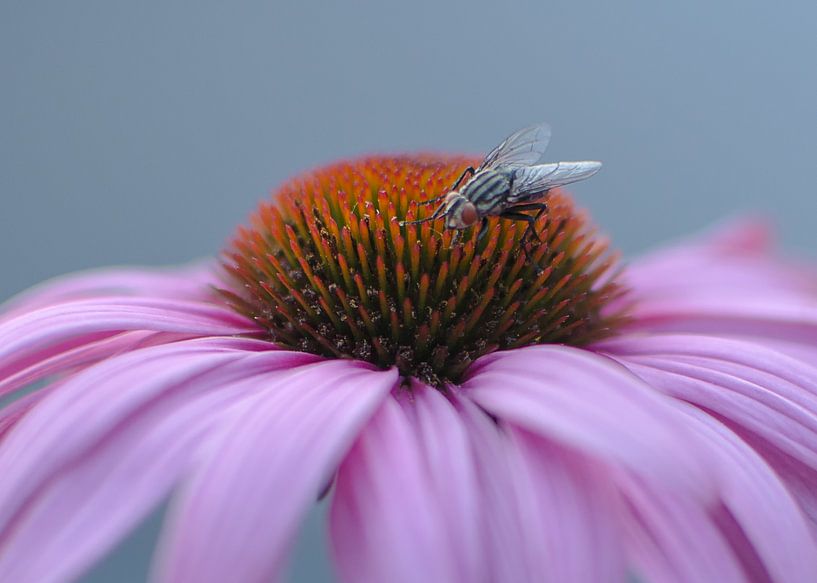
{"left": 616, "top": 402, "right": 817, "bottom": 583}
{"left": 464, "top": 345, "right": 715, "bottom": 498}
{"left": 0, "top": 337, "right": 315, "bottom": 583}
{"left": 0, "top": 383, "right": 55, "bottom": 441}
{"left": 0, "top": 330, "right": 169, "bottom": 397}
{"left": 392, "top": 384, "right": 485, "bottom": 582}
{"left": 616, "top": 404, "right": 817, "bottom": 583}
{"left": 330, "top": 393, "right": 465, "bottom": 583}
{"left": 156, "top": 361, "right": 397, "bottom": 583}
{"left": 621, "top": 218, "right": 817, "bottom": 343}
{"left": 328, "top": 379, "right": 625, "bottom": 583}
{"left": 602, "top": 334, "right": 817, "bottom": 530}
{"left": 499, "top": 426, "right": 627, "bottom": 583}
{"left": 617, "top": 471, "right": 747, "bottom": 583}
{"left": 0, "top": 297, "right": 259, "bottom": 400}
{"left": 443, "top": 394, "right": 533, "bottom": 582}
{"left": 0, "top": 262, "right": 220, "bottom": 320}
{"left": 623, "top": 217, "right": 816, "bottom": 300}
{"left": 626, "top": 293, "right": 817, "bottom": 345}
{"left": 681, "top": 406, "right": 817, "bottom": 582}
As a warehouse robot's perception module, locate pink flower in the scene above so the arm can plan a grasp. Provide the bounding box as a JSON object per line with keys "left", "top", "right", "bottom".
{"left": 1, "top": 155, "right": 816, "bottom": 582}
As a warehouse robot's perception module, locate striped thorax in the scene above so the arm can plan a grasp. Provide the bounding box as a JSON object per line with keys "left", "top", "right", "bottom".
{"left": 460, "top": 169, "right": 512, "bottom": 216}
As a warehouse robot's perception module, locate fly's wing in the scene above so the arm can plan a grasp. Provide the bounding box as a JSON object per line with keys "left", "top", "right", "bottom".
{"left": 507, "top": 161, "right": 602, "bottom": 203}
{"left": 478, "top": 123, "right": 552, "bottom": 171}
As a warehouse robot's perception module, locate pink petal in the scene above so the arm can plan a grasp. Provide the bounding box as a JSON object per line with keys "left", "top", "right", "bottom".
{"left": 621, "top": 218, "right": 817, "bottom": 342}
{"left": 617, "top": 471, "right": 747, "bottom": 583}
{"left": 623, "top": 217, "right": 816, "bottom": 300}
{"left": 464, "top": 345, "right": 715, "bottom": 498}
{"left": 0, "top": 337, "right": 316, "bottom": 583}
{"left": 616, "top": 402, "right": 817, "bottom": 583}
{"left": 0, "top": 297, "right": 259, "bottom": 399}
{"left": 626, "top": 294, "right": 817, "bottom": 344}
{"left": 329, "top": 380, "right": 624, "bottom": 583}
{"left": 330, "top": 382, "right": 494, "bottom": 583}
{"left": 680, "top": 407, "right": 817, "bottom": 582}
{"left": 0, "top": 330, "right": 173, "bottom": 397}
{"left": 499, "top": 426, "right": 626, "bottom": 582}
{"left": 155, "top": 361, "right": 397, "bottom": 583}
{"left": 602, "top": 334, "right": 817, "bottom": 530}
{"left": 330, "top": 393, "right": 464, "bottom": 583}
{"left": 393, "top": 384, "right": 484, "bottom": 582}
{"left": 741, "top": 337, "right": 817, "bottom": 366}
{"left": 0, "top": 262, "right": 220, "bottom": 320}
{"left": 0, "top": 384, "right": 55, "bottom": 442}
{"left": 451, "top": 395, "right": 537, "bottom": 582}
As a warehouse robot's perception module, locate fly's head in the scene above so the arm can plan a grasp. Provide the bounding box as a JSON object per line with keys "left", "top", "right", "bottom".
{"left": 444, "top": 192, "right": 479, "bottom": 229}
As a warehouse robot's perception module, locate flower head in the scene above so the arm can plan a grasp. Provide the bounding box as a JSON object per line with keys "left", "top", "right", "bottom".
{"left": 222, "top": 155, "right": 624, "bottom": 386}
{"left": 1, "top": 153, "right": 817, "bottom": 583}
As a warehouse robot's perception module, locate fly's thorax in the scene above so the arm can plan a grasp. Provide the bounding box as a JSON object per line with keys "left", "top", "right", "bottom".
{"left": 462, "top": 169, "right": 512, "bottom": 214}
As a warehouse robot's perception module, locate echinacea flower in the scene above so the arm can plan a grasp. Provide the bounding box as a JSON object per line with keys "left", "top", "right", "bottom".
{"left": 1, "top": 154, "right": 817, "bottom": 583}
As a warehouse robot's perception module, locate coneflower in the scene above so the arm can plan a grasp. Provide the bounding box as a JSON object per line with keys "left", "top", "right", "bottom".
{"left": 0, "top": 154, "right": 815, "bottom": 583}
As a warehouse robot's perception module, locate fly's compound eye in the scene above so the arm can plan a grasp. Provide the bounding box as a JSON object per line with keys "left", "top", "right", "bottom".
{"left": 460, "top": 202, "right": 479, "bottom": 227}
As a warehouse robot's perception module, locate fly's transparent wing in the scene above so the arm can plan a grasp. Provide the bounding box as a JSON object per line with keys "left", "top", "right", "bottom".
{"left": 508, "top": 161, "right": 602, "bottom": 203}
{"left": 478, "top": 123, "right": 552, "bottom": 171}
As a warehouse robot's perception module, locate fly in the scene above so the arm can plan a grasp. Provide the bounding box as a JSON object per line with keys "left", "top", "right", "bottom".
{"left": 399, "top": 123, "right": 602, "bottom": 246}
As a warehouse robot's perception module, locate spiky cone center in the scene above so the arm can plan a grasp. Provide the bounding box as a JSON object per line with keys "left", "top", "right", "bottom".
{"left": 221, "top": 155, "right": 627, "bottom": 387}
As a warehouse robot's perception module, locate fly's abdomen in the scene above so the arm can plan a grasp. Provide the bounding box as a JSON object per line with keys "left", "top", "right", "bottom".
{"left": 462, "top": 170, "right": 511, "bottom": 215}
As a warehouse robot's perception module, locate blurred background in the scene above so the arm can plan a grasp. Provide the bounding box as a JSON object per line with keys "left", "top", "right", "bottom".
{"left": 1, "top": 1, "right": 815, "bottom": 581}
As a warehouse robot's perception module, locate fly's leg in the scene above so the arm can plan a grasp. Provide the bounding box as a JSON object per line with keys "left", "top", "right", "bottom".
{"left": 500, "top": 209, "right": 546, "bottom": 272}
{"left": 415, "top": 193, "right": 448, "bottom": 207}
{"left": 504, "top": 203, "right": 548, "bottom": 244}
{"left": 476, "top": 217, "right": 490, "bottom": 242}
{"left": 451, "top": 166, "right": 476, "bottom": 191}
{"left": 416, "top": 166, "right": 475, "bottom": 207}
{"left": 399, "top": 199, "right": 448, "bottom": 226}
{"left": 500, "top": 211, "right": 538, "bottom": 243}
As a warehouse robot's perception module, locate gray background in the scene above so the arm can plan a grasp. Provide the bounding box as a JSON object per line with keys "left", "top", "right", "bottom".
{"left": 1, "top": 1, "right": 815, "bottom": 581}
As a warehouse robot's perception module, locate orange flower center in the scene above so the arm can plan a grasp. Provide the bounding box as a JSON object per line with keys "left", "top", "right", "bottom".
{"left": 221, "top": 155, "right": 627, "bottom": 386}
